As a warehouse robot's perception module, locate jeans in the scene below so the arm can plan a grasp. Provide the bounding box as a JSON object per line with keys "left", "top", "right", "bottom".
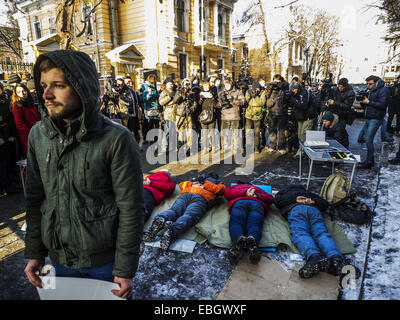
{"left": 288, "top": 205, "right": 342, "bottom": 260}
{"left": 268, "top": 116, "right": 287, "bottom": 150}
{"left": 144, "top": 188, "right": 156, "bottom": 222}
{"left": 245, "top": 119, "right": 262, "bottom": 151}
{"left": 52, "top": 262, "right": 115, "bottom": 283}
{"left": 229, "top": 200, "right": 265, "bottom": 245}
{"left": 221, "top": 120, "right": 240, "bottom": 151}
{"left": 161, "top": 120, "right": 177, "bottom": 150}
{"left": 156, "top": 193, "right": 208, "bottom": 237}
{"left": 357, "top": 119, "right": 383, "bottom": 163}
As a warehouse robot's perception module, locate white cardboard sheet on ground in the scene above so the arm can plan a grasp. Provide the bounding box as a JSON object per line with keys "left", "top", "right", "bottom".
{"left": 37, "top": 277, "right": 123, "bottom": 300}
{"left": 144, "top": 239, "right": 197, "bottom": 253}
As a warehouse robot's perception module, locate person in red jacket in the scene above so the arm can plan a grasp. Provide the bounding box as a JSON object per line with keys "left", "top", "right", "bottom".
{"left": 143, "top": 169, "right": 176, "bottom": 221}
{"left": 11, "top": 83, "right": 39, "bottom": 157}
{"left": 224, "top": 182, "right": 274, "bottom": 264}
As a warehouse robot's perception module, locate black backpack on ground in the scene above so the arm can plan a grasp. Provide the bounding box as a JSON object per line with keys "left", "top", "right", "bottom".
{"left": 325, "top": 192, "right": 374, "bottom": 225}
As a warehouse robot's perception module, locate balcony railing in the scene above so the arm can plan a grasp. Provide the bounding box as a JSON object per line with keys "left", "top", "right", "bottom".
{"left": 0, "top": 61, "right": 33, "bottom": 73}
{"left": 195, "top": 32, "right": 228, "bottom": 47}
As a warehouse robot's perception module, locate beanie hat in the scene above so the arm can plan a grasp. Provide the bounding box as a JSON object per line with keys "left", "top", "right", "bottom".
{"left": 26, "top": 79, "right": 36, "bottom": 91}
{"left": 160, "top": 169, "right": 171, "bottom": 177}
{"left": 252, "top": 82, "right": 261, "bottom": 90}
{"left": 290, "top": 83, "right": 300, "bottom": 91}
{"left": 8, "top": 73, "right": 21, "bottom": 84}
{"left": 115, "top": 75, "right": 124, "bottom": 81}
{"left": 311, "top": 82, "right": 319, "bottom": 88}
{"left": 322, "top": 111, "right": 334, "bottom": 122}
{"left": 338, "top": 78, "right": 349, "bottom": 87}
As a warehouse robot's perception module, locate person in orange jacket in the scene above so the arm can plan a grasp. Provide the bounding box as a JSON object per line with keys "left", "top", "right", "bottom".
{"left": 143, "top": 172, "right": 226, "bottom": 251}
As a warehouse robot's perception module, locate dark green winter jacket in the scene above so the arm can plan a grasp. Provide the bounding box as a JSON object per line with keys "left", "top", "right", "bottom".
{"left": 24, "top": 50, "right": 144, "bottom": 279}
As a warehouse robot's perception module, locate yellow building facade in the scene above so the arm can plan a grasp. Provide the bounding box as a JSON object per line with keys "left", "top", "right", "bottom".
{"left": 14, "top": 0, "right": 237, "bottom": 89}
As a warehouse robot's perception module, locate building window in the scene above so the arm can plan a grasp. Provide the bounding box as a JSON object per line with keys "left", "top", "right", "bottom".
{"left": 48, "top": 17, "right": 56, "bottom": 33}
{"left": 34, "top": 19, "right": 41, "bottom": 39}
{"left": 242, "top": 46, "right": 248, "bottom": 60}
{"left": 218, "top": 14, "right": 223, "bottom": 38}
{"left": 177, "top": 0, "right": 185, "bottom": 32}
{"left": 179, "top": 53, "right": 187, "bottom": 79}
{"left": 218, "top": 58, "right": 224, "bottom": 71}
{"left": 232, "top": 51, "right": 236, "bottom": 63}
{"left": 5, "top": 56, "right": 11, "bottom": 65}
{"left": 391, "top": 65, "right": 396, "bottom": 72}
{"left": 373, "top": 66, "right": 377, "bottom": 72}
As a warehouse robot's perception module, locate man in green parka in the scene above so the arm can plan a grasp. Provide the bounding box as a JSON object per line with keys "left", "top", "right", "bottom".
{"left": 23, "top": 50, "right": 144, "bottom": 299}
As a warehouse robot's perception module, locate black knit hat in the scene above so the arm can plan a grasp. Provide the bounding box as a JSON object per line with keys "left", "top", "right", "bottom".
{"left": 338, "top": 78, "right": 349, "bottom": 87}
{"left": 7, "top": 73, "right": 21, "bottom": 84}
{"left": 163, "top": 77, "right": 174, "bottom": 84}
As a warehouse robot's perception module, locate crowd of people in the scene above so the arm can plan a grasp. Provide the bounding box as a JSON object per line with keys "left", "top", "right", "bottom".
{"left": 100, "top": 71, "right": 400, "bottom": 168}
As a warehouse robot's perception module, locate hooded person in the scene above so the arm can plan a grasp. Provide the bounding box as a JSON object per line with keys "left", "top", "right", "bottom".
{"left": 143, "top": 172, "right": 226, "bottom": 251}
{"left": 244, "top": 82, "right": 267, "bottom": 153}
{"left": 141, "top": 74, "right": 161, "bottom": 143}
{"left": 159, "top": 77, "right": 177, "bottom": 152}
{"left": 198, "top": 81, "right": 217, "bottom": 153}
{"left": 24, "top": 50, "right": 144, "bottom": 299}
{"left": 143, "top": 169, "right": 176, "bottom": 221}
{"left": 217, "top": 79, "right": 246, "bottom": 154}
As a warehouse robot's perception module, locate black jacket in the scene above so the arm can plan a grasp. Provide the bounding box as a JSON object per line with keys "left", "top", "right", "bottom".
{"left": 0, "top": 92, "right": 17, "bottom": 145}
{"left": 327, "top": 85, "right": 355, "bottom": 121}
{"left": 323, "top": 114, "right": 349, "bottom": 148}
{"left": 360, "top": 80, "right": 390, "bottom": 120}
{"left": 288, "top": 88, "right": 308, "bottom": 122}
{"left": 274, "top": 185, "right": 329, "bottom": 217}
{"left": 388, "top": 83, "right": 400, "bottom": 114}
{"left": 308, "top": 89, "right": 323, "bottom": 116}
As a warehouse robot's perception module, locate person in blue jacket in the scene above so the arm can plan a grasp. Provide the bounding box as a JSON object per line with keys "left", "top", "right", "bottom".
{"left": 357, "top": 76, "right": 391, "bottom": 170}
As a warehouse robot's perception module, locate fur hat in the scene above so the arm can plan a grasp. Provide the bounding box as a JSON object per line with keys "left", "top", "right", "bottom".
{"left": 26, "top": 79, "right": 36, "bottom": 91}
{"left": 163, "top": 77, "right": 174, "bottom": 85}
{"left": 7, "top": 73, "right": 21, "bottom": 84}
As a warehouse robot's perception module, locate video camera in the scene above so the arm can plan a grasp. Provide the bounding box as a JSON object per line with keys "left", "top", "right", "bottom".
{"left": 356, "top": 89, "right": 369, "bottom": 102}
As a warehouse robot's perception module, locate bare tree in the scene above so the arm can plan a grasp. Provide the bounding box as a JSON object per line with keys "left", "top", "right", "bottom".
{"left": 0, "top": 0, "right": 23, "bottom": 60}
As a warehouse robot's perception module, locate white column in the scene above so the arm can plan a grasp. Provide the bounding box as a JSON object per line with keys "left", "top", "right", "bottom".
{"left": 194, "top": 0, "right": 200, "bottom": 43}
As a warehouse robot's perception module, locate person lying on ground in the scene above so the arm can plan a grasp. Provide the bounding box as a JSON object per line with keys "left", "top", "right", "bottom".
{"left": 224, "top": 182, "right": 274, "bottom": 264}
{"left": 143, "top": 172, "right": 226, "bottom": 251}
{"left": 274, "top": 185, "right": 347, "bottom": 279}
{"left": 143, "top": 169, "right": 176, "bottom": 221}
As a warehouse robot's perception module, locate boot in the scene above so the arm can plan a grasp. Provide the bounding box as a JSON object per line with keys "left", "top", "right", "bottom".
{"left": 160, "top": 221, "right": 175, "bottom": 251}
{"left": 327, "top": 255, "right": 346, "bottom": 276}
{"left": 143, "top": 217, "right": 165, "bottom": 242}
{"left": 228, "top": 236, "right": 247, "bottom": 265}
{"left": 298, "top": 254, "right": 329, "bottom": 279}
{"left": 247, "top": 236, "right": 261, "bottom": 264}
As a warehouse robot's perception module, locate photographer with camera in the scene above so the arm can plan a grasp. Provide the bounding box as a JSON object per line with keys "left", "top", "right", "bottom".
{"left": 265, "top": 74, "right": 290, "bottom": 154}
{"left": 326, "top": 78, "right": 355, "bottom": 124}
{"left": 245, "top": 82, "right": 266, "bottom": 154}
{"left": 217, "top": 79, "right": 246, "bottom": 155}
{"left": 357, "top": 75, "right": 391, "bottom": 170}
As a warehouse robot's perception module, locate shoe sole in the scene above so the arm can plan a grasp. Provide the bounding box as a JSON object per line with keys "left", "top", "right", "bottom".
{"left": 299, "top": 258, "right": 329, "bottom": 279}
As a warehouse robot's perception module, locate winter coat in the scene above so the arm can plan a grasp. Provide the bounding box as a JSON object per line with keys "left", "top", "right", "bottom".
{"left": 141, "top": 81, "right": 161, "bottom": 119}
{"left": 25, "top": 50, "right": 144, "bottom": 279}
{"left": 266, "top": 89, "right": 288, "bottom": 117}
{"left": 388, "top": 83, "right": 400, "bottom": 115}
{"left": 179, "top": 180, "right": 226, "bottom": 203}
{"left": 288, "top": 88, "right": 308, "bottom": 122}
{"left": 143, "top": 171, "right": 176, "bottom": 206}
{"left": 0, "top": 92, "right": 17, "bottom": 149}
{"left": 361, "top": 80, "right": 390, "bottom": 120}
{"left": 159, "top": 88, "right": 177, "bottom": 122}
{"left": 218, "top": 88, "right": 246, "bottom": 121}
{"left": 12, "top": 98, "right": 39, "bottom": 156}
{"left": 173, "top": 88, "right": 199, "bottom": 120}
{"left": 245, "top": 90, "right": 266, "bottom": 121}
{"left": 274, "top": 185, "right": 329, "bottom": 218}
{"left": 308, "top": 89, "right": 323, "bottom": 117}
{"left": 323, "top": 113, "right": 349, "bottom": 148}
{"left": 117, "top": 84, "right": 140, "bottom": 117}
{"left": 327, "top": 85, "right": 355, "bottom": 121}
{"left": 198, "top": 91, "right": 217, "bottom": 125}
{"left": 224, "top": 184, "right": 274, "bottom": 214}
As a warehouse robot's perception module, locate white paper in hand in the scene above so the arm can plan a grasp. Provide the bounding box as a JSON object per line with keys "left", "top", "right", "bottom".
{"left": 37, "top": 276, "right": 124, "bottom": 300}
